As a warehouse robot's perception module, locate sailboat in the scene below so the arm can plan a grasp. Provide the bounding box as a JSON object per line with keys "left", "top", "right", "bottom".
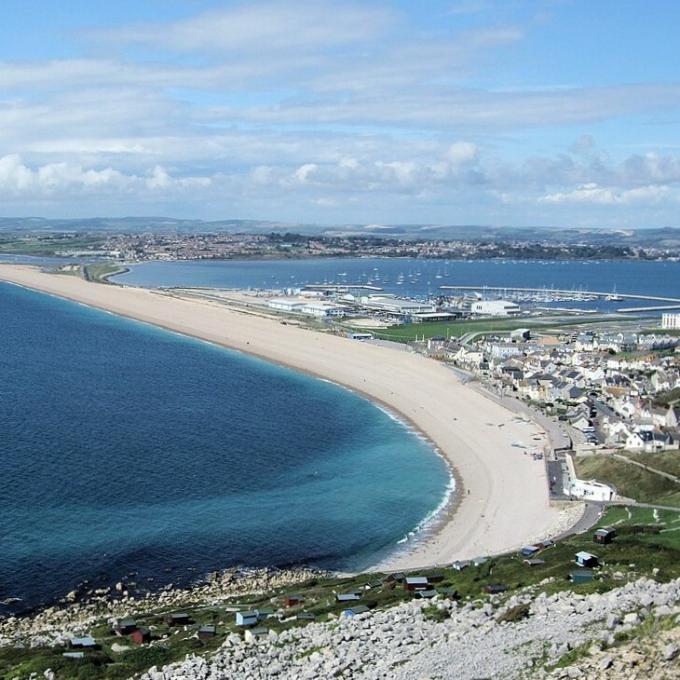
{"left": 605, "top": 285, "right": 623, "bottom": 302}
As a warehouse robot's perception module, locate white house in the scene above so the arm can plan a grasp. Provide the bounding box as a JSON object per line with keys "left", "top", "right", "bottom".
{"left": 568, "top": 478, "right": 614, "bottom": 501}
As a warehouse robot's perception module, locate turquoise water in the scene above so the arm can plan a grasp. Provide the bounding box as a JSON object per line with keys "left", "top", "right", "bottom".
{"left": 0, "top": 282, "right": 449, "bottom": 612}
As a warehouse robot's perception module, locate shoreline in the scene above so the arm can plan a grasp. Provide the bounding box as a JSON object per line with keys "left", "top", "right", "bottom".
{"left": 0, "top": 264, "right": 579, "bottom": 576}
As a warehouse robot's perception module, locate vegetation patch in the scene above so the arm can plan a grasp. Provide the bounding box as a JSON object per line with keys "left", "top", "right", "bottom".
{"left": 575, "top": 454, "right": 680, "bottom": 508}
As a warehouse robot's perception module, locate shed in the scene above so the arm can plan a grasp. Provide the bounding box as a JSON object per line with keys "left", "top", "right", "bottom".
{"left": 235, "top": 611, "right": 259, "bottom": 627}
{"left": 524, "top": 559, "right": 546, "bottom": 567}
{"left": 284, "top": 595, "right": 305, "bottom": 608}
{"left": 404, "top": 576, "right": 429, "bottom": 591}
{"left": 425, "top": 573, "right": 445, "bottom": 583}
{"left": 571, "top": 569, "right": 594, "bottom": 584}
{"left": 197, "top": 625, "right": 216, "bottom": 640}
{"left": 63, "top": 652, "right": 85, "bottom": 659}
{"left": 244, "top": 627, "right": 270, "bottom": 643}
{"left": 342, "top": 605, "right": 370, "bottom": 618}
{"left": 436, "top": 587, "right": 458, "bottom": 598}
{"left": 484, "top": 584, "right": 508, "bottom": 594}
{"left": 256, "top": 608, "right": 273, "bottom": 620}
{"left": 69, "top": 636, "right": 96, "bottom": 649}
{"left": 575, "top": 551, "right": 599, "bottom": 568}
{"left": 114, "top": 617, "right": 137, "bottom": 636}
{"left": 520, "top": 545, "right": 540, "bottom": 558}
{"left": 296, "top": 612, "right": 316, "bottom": 621}
{"left": 335, "top": 592, "right": 361, "bottom": 603}
{"left": 165, "top": 612, "right": 190, "bottom": 626}
{"left": 451, "top": 561, "right": 470, "bottom": 571}
{"left": 130, "top": 628, "right": 151, "bottom": 645}
{"left": 415, "top": 589, "right": 438, "bottom": 599}
{"left": 593, "top": 527, "right": 616, "bottom": 544}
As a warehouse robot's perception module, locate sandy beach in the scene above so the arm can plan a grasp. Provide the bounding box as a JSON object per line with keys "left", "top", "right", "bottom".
{"left": 0, "top": 265, "right": 580, "bottom": 570}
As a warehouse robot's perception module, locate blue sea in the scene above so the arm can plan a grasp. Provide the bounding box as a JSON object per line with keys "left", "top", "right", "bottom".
{"left": 0, "top": 282, "right": 449, "bottom": 613}
{"left": 116, "top": 258, "right": 680, "bottom": 313}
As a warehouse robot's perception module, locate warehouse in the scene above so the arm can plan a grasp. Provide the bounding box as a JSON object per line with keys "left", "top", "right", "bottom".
{"left": 471, "top": 300, "right": 521, "bottom": 317}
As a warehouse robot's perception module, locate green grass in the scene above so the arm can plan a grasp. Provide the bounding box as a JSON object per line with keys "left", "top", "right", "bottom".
{"left": 575, "top": 454, "right": 680, "bottom": 508}
{"left": 351, "top": 316, "right": 615, "bottom": 343}
{"left": 3, "top": 504, "right": 680, "bottom": 679}
{"left": 0, "top": 235, "right": 104, "bottom": 256}
{"left": 625, "top": 450, "right": 680, "bottom": 479}
{"left": 83, "top": 263, "right": 128, "bottom": 283}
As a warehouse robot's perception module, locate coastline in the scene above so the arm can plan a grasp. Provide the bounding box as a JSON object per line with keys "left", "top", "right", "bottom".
{"left": 0, "top": 264, "right": 580, "bottom": 572}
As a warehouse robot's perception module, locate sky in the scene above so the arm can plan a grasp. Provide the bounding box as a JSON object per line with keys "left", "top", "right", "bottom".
{"left": 1, "top": 0, "right": 680, "bottom": 227}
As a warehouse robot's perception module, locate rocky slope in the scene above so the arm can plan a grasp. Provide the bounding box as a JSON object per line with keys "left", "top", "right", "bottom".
{"left": 139, "top": 577, "right": 680, "bottom": 680}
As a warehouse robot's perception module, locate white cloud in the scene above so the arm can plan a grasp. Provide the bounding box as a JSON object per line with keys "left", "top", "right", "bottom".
{"left": 89, "top": 2, "right": 393, "bottom": 54}
{"left": 0, "top": 155, "right": 211, "bottom": 197}
{"left": 540, "top": 183, "right": 677, "bottom": 205}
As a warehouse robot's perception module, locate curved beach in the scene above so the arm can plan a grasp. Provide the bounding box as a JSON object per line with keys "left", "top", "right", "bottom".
{"left": 0, "top": 265, "right": 576, "bottom": 569}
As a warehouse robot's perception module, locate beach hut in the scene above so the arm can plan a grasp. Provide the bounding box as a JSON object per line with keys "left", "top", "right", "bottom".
{"left": 520, "top": 545, "right": 541, "bottom": 558}
{"left": 165, "top": 612, "right": 190, "bottom": 626}
{"left": 571, "top": 569, "right": 594, "bottom": 584}
{"left": 593, "top": 528, "right": 616, "bottom": 544}
{"left": 197, "top": 625, "right": 217, "bottom": 640}
{"left": 130, "top": 628, "right": 151, "bottom": 645}
{"left": 244, "top": 627, "right": 270, "bottom": 643}
{"left": 426, "top": 573, "right": 445, "bottom": 583}
{"left": 451, "top": 561, "right": 470, "bottom": 571}
{"left": 575, "top": 551, "right": 599, "bottom": 568}
{"left": 342, "top": 605, "right": 370, "bottom": 618}
{"left": 404, "top": 576, "right": 429, "bottom": 591}
{"left": 69, "top": 636, "right": 96, "bottom": 649}
{"left": 484, "top": 584, "right": 508, "bottom": 594}
{"left": 114, "top": 617, "right": 137, "bottom": 636}
{"left": 235, "top": 611, "right": 259, "bottom": 627}
{"left": 335, "top": 592, "right": 361, "bottom": 603}
{"left": 284, "top": 595, "right": 305, "bottom": 608}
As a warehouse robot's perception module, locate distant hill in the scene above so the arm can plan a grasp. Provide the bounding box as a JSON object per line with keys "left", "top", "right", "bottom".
{"left": 0, "top": 217, "right": 678, "bottom": 247}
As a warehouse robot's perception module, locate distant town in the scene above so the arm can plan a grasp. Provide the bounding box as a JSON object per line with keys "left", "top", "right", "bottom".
{"left": 2, "top": 229, "right": 680, "bottom": 261}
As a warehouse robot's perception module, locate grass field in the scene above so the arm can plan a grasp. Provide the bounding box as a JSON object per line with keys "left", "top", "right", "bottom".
{"left": 3, "top": 504, "right": 680, "bottom": 679}
{"left": 626, "top": 450, "right": 680, "bottom": 479}
{"left": 350, "top": 316, "right": 610, "bottom": 343}
{"left": 575, "top": 453, "right": 680, "bottom": 508}
{"left": 83, "top": 263, "right": 128, "bottom": 283}
{"left": 0, "top": 235, "right": 104, "bottom": 256}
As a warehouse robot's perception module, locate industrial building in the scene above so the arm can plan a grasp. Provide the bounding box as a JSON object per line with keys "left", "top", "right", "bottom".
{"left": 359, "top": 295, "right": 436, "bottom": 319}
{"left": 267, "top": 297, "right": 347, "bottom": 318}
{"left": 662, "top": 313, "right": 680, "bottom": 330}
{"left": 471, "top": 300, "right": 521, "bottom": 317}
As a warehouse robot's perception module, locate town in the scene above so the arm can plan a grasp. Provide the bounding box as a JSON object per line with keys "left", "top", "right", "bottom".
{"left": 2, "top": 229, "right": 676, "bottom": 261}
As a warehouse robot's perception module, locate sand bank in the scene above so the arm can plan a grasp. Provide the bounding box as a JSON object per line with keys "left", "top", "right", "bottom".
{"left": 0, "top": 265, "right": 577, "bottom": 569}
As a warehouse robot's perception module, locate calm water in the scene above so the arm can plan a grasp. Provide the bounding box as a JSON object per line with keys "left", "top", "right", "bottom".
{"left": 0, "top": 282, "right": 449, "bottom": 612}
{"left": 117, "top": 258, "right": 680, "bottom": 312}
